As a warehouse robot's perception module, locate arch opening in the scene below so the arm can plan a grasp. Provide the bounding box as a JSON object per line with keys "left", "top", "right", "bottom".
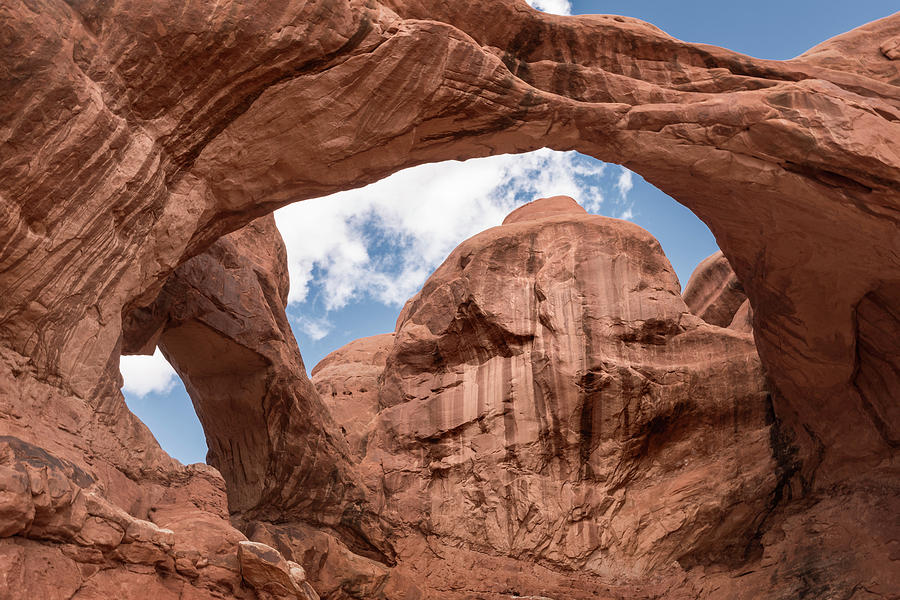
{"left": 1, "top": 1, "right": 896, "bottom": 597}
{"left": 119, "top": 349, "right": 208, "bottom": 465}
{"left": 275, "top": 149, "right": 721, "bottom": 371}
{"left": 119, "top": 149, "right": 724, "bottom": 468}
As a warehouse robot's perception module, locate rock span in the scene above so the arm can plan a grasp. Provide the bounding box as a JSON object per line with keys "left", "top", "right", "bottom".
{"left": 1, "top": 1, "right": 898, "bottom": 598}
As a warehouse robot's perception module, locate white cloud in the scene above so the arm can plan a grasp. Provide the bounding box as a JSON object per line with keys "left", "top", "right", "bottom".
{"left": 616, "top": 167, "right": 634, "bottom": 198}
{"left": 611, "top": 166, "right": 637, "bottom": 220}
{"left": 120, "top": 348, "right": 178, "bottom": 398}
{"left": 275, "top": 149, "right": 605, "bottom": 312}
{"left": 526, "top": 0, "right": 572, "bottom": 15}
{"left": 291, "top": 314, "right": 333, "bottom": 341}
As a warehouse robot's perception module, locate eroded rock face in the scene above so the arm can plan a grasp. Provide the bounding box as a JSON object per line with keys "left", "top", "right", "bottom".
{"left": 307, "top": 197, "right": 899, "bottom": 598}
{"left": 336, "top": 198, "right": 776, "bottom": 596}
{"left": 122, "top": 214, "right": 394, "bottom": 565}
{"left": 124, "top": 217, "right": 356, "bottom": 519}
{"left": 311, "top": 334, "right": 395, "bottom": 459}
{"left": 1, "top": 1, "right": 898, "bottom": 598}
{"left": 682, "top": 251, "right": 747, "bottom": 328}
{"left": 237, "top": 541, "right": 320, "bottom": 600}
{"left": 0, "top": 435, "right": 306, "bottom": 600}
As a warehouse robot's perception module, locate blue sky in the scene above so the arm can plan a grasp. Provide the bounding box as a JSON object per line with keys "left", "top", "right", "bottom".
{"left": 120, "top": 1, "right": 898, "bottom": 465}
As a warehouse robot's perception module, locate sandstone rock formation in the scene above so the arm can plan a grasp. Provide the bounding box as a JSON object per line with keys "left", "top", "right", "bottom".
{"left": 1, "top": 0, "right": 898, "bottom": 598}
{"left": 682, "top": 251, "right": 747, "bottom": 328}
{"left": 312, "top": 334, "right": 395, "bottom": 460}
{"left": 0, "top": 434, "right": 309, "bottom": 599}
{"left": 314, "top": 197, "right": 774, "bottom": 597}
{"left": 121, "top": 215, "right": 391, "bottom": 562}
{"left": 237, "top": 541, "right": 319, "bottom": 600}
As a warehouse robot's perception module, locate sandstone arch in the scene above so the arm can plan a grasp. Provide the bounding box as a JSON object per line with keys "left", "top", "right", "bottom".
{"left": 0, "top": 1, "right": 898, "bottom": 598}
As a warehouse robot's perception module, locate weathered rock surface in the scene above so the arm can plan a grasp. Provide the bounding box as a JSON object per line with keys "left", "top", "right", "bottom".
{"left": 682, "top": 251, "right": 747, "bottom": 328}
{"left": 121, "top": 215, "right": 390, "bottom": 560}
{"left": 0, "top": 435, "right": 307, "bottom": 600}
{"left": 237, "top": 541, "right": 320, "bottom": 600}
{"left": 246, "top": 520, "right": 422, "bottom": 600}
{"left": 322, "top": 198, "right": 776, "bottom": 596}
{"left": 2, "top": 0, "right": 895, "bottom": 486}
{"left": 311, "top": 334, "right": 395, "bottom": 459}
{"left": 122, "top": 214, "right": 397, "bottom": 600}
{"left": 1, "top": 1, "right": 898, "bottom": 598}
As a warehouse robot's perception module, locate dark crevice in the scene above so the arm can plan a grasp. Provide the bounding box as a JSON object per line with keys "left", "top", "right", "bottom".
{"left": 739, "top": 392, "right": 803, "bottom": 562}
{"left": 0, "top": 435, "right": 95, "bottom": 488}
{"left": 781, "top": 161, "right": 875, "bottom": 194}
{"left": 851, "top": 285, "right": 900, "bottom": 450}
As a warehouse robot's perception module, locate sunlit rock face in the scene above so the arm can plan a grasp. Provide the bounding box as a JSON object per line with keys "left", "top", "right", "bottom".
{"left": 311, "top": 198, "right": 771, "bottom": 596}
{"left": 682, "top": 251, "right": 747, "bottom": 328}
{"left": 312, "top": 334, "right": 395, "bottom": 460}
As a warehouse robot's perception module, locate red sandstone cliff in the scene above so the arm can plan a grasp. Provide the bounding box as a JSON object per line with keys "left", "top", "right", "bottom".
{"left": 312, "top": 334, "right": 395, "bottom": 461}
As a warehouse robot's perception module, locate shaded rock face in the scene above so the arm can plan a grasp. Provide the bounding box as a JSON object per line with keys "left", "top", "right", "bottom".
{"left": 1, "top": 1, "right": 898, "bottom": 598}
{"left": 122, "top": 214, "right": 395, "bottom": 566}
{"left": 123, "top": 216, "right": 360, "bottom": 522}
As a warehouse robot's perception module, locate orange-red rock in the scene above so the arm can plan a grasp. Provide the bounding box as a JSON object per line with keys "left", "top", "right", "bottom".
{"left": 0, "top": 1, "right": 898, "bottom": 598}
{"left": 338, "top": 198, "right": 775, "bottom": 596}
{"left": 311, "top": 334, "right": 395, "bottom": 460}
{"left": 682, "top": 251, "right": 747, "bottom": 328}
{"left": 123, "top": 215, "right": 395, "bottom": 568}
{"left": 123, "top": 217, "right": 371, "bottom": 523}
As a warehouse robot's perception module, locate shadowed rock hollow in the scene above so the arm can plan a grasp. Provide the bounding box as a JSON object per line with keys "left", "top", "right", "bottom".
{"left": 0, "top": 1, "right": 898, "bottom": 598}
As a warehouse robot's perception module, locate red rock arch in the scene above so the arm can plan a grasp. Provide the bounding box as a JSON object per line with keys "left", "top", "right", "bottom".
{"left": 0, "top": 1, "right": 897, "bottom": 598}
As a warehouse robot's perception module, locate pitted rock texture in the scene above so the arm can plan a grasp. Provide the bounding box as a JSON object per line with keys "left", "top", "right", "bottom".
{"left": 0, "top": 436, "right": 306, "bottom": 600}
{"left": 2, "top": 0, "right": 895, "bottom": 487}
{"left": 237, "top": 541, "right": 319, "bottom": 600}
{"left": 1, "top": 1, "right": 899, "bottom": 598}
{"left": 308, "top": 197, "right": 899, "bottom": 598}
{"left": 311, "top": 334, "right": 395, "bottom": 459}
{"left": 121, "top": 216, "right": 386, "bottom": 549}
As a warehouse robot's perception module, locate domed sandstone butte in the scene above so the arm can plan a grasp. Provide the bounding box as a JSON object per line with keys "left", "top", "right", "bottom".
{"left": 311, "top": 196, "right": 893, "bottom": 598}
{"left": 307, "top": 197, "right": 775, "bottom": 598}
{"left": 1, "top": 0, "right": 898, "bottom": 598}
{"left": 312, "top": 334, "right": 396, "bottom": 460}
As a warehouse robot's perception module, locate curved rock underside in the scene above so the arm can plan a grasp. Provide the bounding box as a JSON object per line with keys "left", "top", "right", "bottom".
{"left": 0, "top": 0, "right": 898, "bottom": 598}
{"left": 121, "top": 215, "right": 392, "bottom": 561}
{"left": 682, "top": 251, "right": 747, "bottom": 328}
